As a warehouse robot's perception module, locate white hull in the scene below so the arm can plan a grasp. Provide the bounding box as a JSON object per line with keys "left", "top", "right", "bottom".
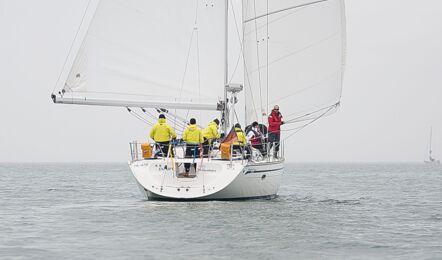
{"left": 129, "top": 158, "right": 284, "bottom": 200}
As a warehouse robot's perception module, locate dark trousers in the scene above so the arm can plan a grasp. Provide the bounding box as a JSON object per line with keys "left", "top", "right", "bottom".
{"left": 202, "top": 138, "right": 211, "bottom": 157}
{"left": 156, "top": 141, "right": 172, "bottom": 157}
{"left": 268, "top": 133, "right": 280, "bottom": 157}
{"left": 184, "top": 144, "right": 198, "bottom": 172}
{"left": 252, "top": 143, "right": 266, "bottom": 157}
{"left": 232, "top": 145, "right": 251, "bottom": 159}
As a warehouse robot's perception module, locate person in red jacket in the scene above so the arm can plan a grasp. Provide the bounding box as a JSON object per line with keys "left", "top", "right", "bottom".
{"left": 268, "top": 105, "right": 284, "bottom": 158}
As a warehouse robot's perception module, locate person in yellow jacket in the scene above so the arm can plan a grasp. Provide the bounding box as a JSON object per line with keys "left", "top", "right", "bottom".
{"left": 182, "top": 118, "right": 204, "bottom": 175}
{"left": 202, "top": 118, "right": 220, "bottom": 156}
{"left": 149, "top": 114, "right": 177, "bottom": 157}
{"left": 232, "top": 123, "right": 250, "bottom": 158}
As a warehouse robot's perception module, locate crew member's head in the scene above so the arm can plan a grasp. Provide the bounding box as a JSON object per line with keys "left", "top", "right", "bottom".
{"left": 190, "top": 118, "right": 196, "bottom": 125}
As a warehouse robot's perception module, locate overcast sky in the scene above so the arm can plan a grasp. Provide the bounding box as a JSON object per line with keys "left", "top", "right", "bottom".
{"left": 1, "top": 0, "right": 441, "bottom": 162}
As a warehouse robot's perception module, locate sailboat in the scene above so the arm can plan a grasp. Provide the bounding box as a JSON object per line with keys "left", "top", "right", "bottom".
{"left": 51, "top": 0, "right": 346, "bottom": 200}
{"left": 424, "top": 127, "right": 440, "bottom": 164}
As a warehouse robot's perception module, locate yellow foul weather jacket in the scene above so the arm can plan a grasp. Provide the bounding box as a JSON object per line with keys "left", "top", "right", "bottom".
{"left": 183, "top": 124, "right": 204, "bottom": 144}
{"left": 202, "top": 121, "right": 220, "bottom": 140}
{"left": 149, "top": 118, "right": 177, "bottom": 142}
{"left": 233, "top": 127, "right": 246, "bottom": 146}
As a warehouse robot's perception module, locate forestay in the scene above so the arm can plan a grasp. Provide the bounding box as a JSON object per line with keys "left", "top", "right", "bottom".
{"left": 56, "top": 0, "right": 226, "bottom": 108}
{"left": 242, "top": 0, "right": 346, "bottom": 128}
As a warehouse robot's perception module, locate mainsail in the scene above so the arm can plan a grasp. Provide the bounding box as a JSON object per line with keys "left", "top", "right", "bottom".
{"left": 242, "top": 0, "right": 346, "bottom": 130}
{"left": 55, "top": 0, "right": 226, "bottom": 110}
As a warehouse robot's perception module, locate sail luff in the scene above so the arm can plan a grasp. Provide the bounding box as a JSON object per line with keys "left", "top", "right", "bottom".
{"left": 429, "top": 127, "right": 433, "bottom": 158}
{"left": 338, "top": 0, "right": 347, "bottom": 100}
{"left": 224, "top": 0, "right": 229, "bottom": 87}
{"left": 222, "top": 0, "right": 229, "bottom": 133}
{"left": 53, "top": 0, "right": 100, "bottom": 94}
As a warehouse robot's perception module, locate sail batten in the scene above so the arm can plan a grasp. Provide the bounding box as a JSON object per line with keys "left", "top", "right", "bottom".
{"left": 243, "top": 0, "right": 329, "bottom": 23}
{"left": 243, "top": 0, "right": 346, "bottom": 128}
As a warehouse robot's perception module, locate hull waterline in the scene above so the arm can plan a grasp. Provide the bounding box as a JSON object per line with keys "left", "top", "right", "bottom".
{"left": 129, "top": 158, "right": 284, "bottom": 201}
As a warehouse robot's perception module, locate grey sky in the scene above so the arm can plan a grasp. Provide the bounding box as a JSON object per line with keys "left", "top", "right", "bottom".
{"left": 0, "top": 0, "right": 441, "bottom": 162}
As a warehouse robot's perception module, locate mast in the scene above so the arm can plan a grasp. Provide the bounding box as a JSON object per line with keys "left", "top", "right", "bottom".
{"left": 224, "top": 0, "right": 229, "bottom": 86}
{"left": 243, "top": 0, "right": 247, "bottom": 127}
{"left": 222, "top": 0, "right": 229, "bottom": 133}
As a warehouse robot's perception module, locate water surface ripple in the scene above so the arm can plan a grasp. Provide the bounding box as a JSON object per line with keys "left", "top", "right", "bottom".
{"left": 0, "top": 163, "right": 441, "bottom": 259}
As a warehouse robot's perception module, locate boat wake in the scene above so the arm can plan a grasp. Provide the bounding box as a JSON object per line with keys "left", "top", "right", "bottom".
{"left": 277, "top": 195, "right": 369, "bottom": 205}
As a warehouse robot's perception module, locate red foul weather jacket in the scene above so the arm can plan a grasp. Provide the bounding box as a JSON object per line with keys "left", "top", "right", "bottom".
{"left": 268, "top": 110, "right": 283, "bottom": 135}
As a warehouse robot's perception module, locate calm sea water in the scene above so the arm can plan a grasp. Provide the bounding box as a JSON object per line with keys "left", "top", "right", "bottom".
{"left": 0, "top": 163, "right": 441, "bottom": 259}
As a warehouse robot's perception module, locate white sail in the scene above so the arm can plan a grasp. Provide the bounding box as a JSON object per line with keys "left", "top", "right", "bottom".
{"left": 56, "top": 0, "right": 226, "bottom": 108}
{"left": 242, "top": 0, "right": 346, "bottom": 126}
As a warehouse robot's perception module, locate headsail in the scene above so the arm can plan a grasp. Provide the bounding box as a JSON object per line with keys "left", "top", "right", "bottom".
{"left": 242, "top": 0, "right": 346, "bottom": 129}
{"left": 53, "top": 0, "right": 226, "bottom": 110}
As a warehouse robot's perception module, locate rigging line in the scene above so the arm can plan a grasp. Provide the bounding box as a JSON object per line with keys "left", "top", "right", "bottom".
{"left": 284, "top": 105, "right": 339, "bottom": 125}
{"left": 196, "top": 4, "right": 202, "bottom": 121}
{"left": 52, "top": 0, "right": 93, "bottom": 94}
{"left": 165, "top": 114, "right": 187, "bottom": 129}
{"left": 143, "top": 108, "right": 183, "bottom": 135}
{"left": 179, "top": 0, "right": 199, "bottom": 97}
{"left": 266, "top": 0, "right": 269, "bottom": 118}
{"left": 337, "top": 0, "right": 347, "bottom": 102}
{"left": 133, "top": 110, "right": 155, "bottom": 126}
{"left": 244, "top": 0, "right": 329, "bottom": 23}
{"left": 180, "top": 109, "right": 191, "bottom": 135}
{"left": 281, "top": 104, "right": 339, "bottom": 130}
{"left": 227, "top": 0, "right": 241, "bottom": 83}
{"left": 164, "top": 115, "right": 187, "bottom": 131}
{"left": 177, "top": 0, "right": 199, "bottom": 131}
{"left": 243, "top": 0, "right": 250, "bottom": 125}
{"left": 280, "top": 125, "right": 307, "bottom": 132}
{"left": 126, "top": 108, "right": 154, "bottom": 126}
{"left": 228, "top": 0, "right": 244, "bottom": 84}
{"left": 233, "top": 109, "right": 241, "bottom": 127}
{"left": 284, "top": 103, "right": 340, "bottom": 123}
{"left": 285, "top": 116, "right": 327, "bottom": 125}
{"left": 282, "top": 104, "right": 336, "bottom": 141}
{"left": 249, "top": 31, "right": 341, "bottom": 74}
{"left": 141, "top": 108, "right": 159, "bottom": 123}
{"left": 157, "top": 108, "right": 190, "bottom": 128}
{"left": 268, "top": 70, "right": 341, "bottom": 108}
{"left": 228, "top": 52, "right": 241, "bottom": 84}
{"left": 196, "top": 19, "right": 201, "bottom": 105}
{"left": 151, "top": 108, "right": 187, "bottom": 131}
{"left": 253, "top": 0, "right": 264, "bottom": 125}
{"left": 243, "top": 5, "right": 305, "bottom": 37}
{"left": 230, "top": 0, "right": 259, "bottom": 122}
